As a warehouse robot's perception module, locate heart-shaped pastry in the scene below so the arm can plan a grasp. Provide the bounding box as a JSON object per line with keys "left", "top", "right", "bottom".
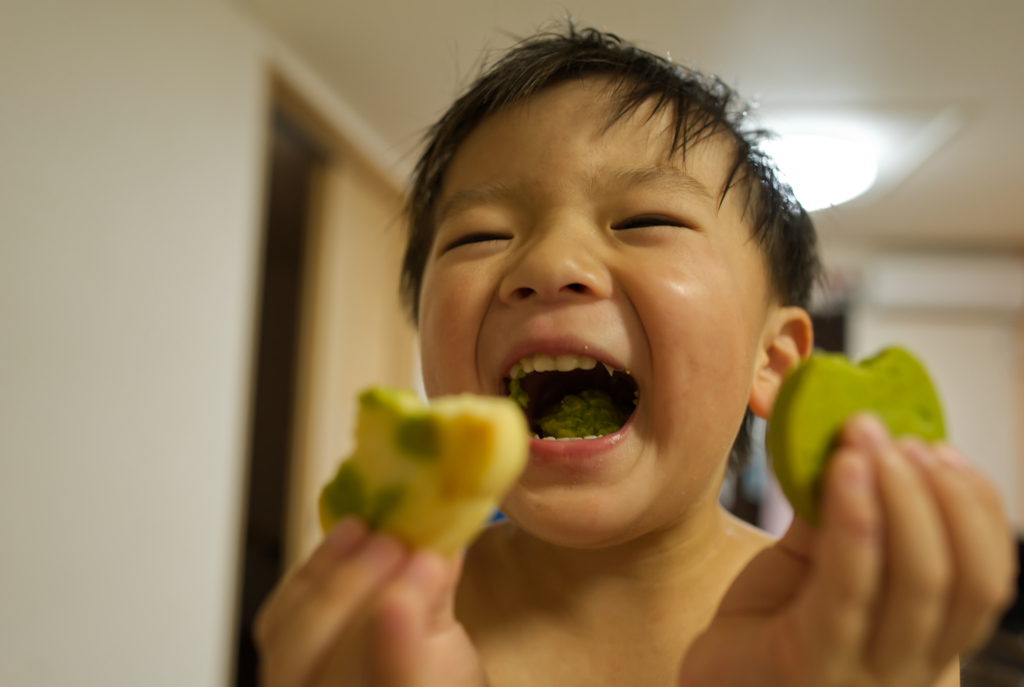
{"left": 767, "top": 347, "right": 945, "bottom": 524}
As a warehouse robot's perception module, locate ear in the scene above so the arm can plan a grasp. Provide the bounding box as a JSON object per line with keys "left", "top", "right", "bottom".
{"left": 749, "top": 306, "right": 814, "bottom": 419}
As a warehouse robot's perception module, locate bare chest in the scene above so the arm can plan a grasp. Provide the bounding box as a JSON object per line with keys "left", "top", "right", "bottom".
{"left": 467, "top": 605, "right": 705, "bottom": 687}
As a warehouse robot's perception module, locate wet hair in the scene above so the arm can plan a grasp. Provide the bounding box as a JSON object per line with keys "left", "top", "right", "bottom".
{"left": 401, "top": 24, "right": 820, "bottom": 472}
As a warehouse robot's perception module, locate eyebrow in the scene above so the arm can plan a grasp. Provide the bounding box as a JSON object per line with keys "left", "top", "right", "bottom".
{"left": 435, "top": 181, "right": 523, "bottom": 225}
{"left": 606, "top": 165, "right": 715, "bottom": 201}
{"left": 435, "top": 165, "right": 714, "bottom": 224}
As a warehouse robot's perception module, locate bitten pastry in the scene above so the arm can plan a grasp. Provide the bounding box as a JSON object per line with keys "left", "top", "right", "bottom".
{"left": 767, "top": 347, "right": 946, "bottom": 524}
{"left": 319, "top": 387, "right": 529, "bottom": 554}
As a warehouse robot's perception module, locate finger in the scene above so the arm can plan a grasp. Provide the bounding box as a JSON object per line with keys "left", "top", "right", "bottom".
{"left": 261, "top": 533, "right": 407, "bottom": 687}
{"left": 849, "top": 420, "right": 950, "bottom": 679}
{"left": 255, "top": 517, "right": 368, "bottom": 648}
{"left": 936, "top": 443, "right": 1013, "bottom": 543}
{"left": 794, "top": 447, "right": 881, "bottom": 673}
{"left": 430, "top": 551, "right": 466, "bottom": 628}
{"left": 368, "top": 552, "right": 449, "bottom": 687}
{"left": 935, "top": 443, "right": 1016, "bottom": 572}
{"left": 911, "top": 442, "right": 1017, "bottom": 663}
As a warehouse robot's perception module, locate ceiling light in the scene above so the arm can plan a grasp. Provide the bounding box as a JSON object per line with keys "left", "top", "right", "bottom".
{"left": 759, "top": 135, "right": 878, "bottom": 211}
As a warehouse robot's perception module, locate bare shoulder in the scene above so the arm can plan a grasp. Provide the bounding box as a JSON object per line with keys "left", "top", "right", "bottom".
{"left": 456, "top": 521, "right": 520, "bottom": 625}
{"left": 716, "top": 508, "right": 776, "bottom": 563}
{"left": 464, "top": 519, "right": 519, "bottom": 575}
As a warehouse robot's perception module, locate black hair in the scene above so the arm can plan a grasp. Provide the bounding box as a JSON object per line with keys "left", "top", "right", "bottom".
{"left": 401, "top": 24, "right": 820, "bottom": 472}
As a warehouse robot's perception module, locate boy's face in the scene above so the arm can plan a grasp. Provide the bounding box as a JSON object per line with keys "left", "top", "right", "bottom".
{"left": 418, "top": 78, "right": 780, "bottom": 547}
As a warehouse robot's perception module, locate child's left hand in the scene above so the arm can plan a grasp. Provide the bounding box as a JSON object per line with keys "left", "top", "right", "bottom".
{"left": 679, "top": 414, "right": 1017, "bottom": 687}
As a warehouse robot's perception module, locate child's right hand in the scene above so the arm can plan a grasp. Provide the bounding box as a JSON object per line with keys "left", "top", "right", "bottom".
{"left": 680, "top": 413, "right": 1017, "bottom": 687}
{"left": 254, "top": 518, "right": 487, "bottom": 687}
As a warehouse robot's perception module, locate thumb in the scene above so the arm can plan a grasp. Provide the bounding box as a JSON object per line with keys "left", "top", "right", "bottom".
{"left": 432, "top": 550, "right": 466, "bottom": 627}
{"left": 794, "top": 447, "right": 882, "bottom": 666}
{"left": 368, "top": 551, "right": 455, "bottom": 686}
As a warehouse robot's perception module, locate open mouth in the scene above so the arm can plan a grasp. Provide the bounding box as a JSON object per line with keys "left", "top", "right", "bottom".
{"left": 501, "top": 354, "right": 640, "bottom": 440}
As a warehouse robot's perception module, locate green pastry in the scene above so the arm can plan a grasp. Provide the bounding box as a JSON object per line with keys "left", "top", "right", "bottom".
{"left": 767, "top": 347, "right": 945, "bottom": 525}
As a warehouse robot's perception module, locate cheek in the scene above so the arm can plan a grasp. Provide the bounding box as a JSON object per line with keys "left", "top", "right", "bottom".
{"left": 632, "top": 251, "right": 761, "bottom": 454}
{"left": 418, "top": 261, "right": 493, "bottom": 397}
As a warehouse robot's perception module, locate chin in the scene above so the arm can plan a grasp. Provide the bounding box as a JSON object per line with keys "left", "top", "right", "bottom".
{"left": 499, "top": 480, "right": 669, "bottom": 549}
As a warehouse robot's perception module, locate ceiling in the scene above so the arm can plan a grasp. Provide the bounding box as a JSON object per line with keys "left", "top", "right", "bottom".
{"left": 235, "top": 0, "right": 1024, "bottom": 253}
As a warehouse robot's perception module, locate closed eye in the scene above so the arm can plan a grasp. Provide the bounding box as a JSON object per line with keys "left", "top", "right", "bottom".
{"left": 444, "top": 233, "right": 510, "bottom": 252}
{"left": 613, "top": 215, "right": 685, "bottom": 230}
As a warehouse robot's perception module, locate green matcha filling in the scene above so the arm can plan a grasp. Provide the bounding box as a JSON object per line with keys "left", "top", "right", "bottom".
{"left": 509, "top": 376, "right": 529, "bottom": 409}
{"left": 538, "top": 389, "right": 628, "bottom": 438}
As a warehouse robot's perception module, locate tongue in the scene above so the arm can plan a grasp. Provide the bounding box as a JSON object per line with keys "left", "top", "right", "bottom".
{"left": 538, "top": 390, "right": 629, "bottom": 438}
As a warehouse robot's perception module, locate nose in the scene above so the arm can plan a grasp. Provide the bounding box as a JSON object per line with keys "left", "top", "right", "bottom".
{"left": 498, "top": 221, "right": 613, "bottom": 305}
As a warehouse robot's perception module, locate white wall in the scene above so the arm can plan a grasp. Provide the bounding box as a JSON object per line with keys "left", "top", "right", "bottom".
{"left": 0, "top": 2, "right": 267, "bottom": 685}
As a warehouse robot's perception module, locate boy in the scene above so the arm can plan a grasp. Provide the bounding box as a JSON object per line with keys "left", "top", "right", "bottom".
{"left": 254, "top": 27, "right": 1014, "bottom": 687}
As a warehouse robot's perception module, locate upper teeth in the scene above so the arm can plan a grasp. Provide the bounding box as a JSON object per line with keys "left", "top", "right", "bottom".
{"left": 508, "top": 354, "right": 612, "bottom": 379}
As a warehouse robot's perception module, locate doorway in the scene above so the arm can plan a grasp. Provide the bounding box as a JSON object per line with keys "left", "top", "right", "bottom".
{"left": 234, "top": 111, "right": 325, "bottom": 687}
